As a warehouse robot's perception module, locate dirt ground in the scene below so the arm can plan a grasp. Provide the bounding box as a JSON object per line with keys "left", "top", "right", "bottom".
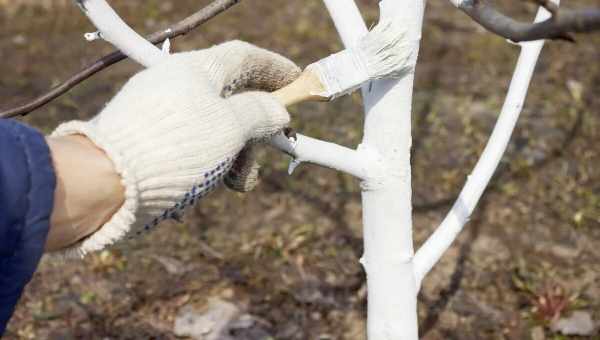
{"left": 1, "top": 0, "right": 599, "bottom": 339}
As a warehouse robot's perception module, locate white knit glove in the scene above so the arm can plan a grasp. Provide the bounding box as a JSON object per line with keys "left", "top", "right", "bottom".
{"left": 52, "top": 41, "right": 300, "bottom": 257}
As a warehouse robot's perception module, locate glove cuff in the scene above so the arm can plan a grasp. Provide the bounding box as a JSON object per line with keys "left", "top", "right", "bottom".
{"left": 51, "top": 118, "right": 237, "bottom": 257}
{"left": 51, "top": 121, "right": 139, "bottom": 257}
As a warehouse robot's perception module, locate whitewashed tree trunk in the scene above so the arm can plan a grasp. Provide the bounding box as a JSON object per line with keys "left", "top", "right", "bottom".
{"left": 323, "top": 0, "right": 424, "bottom": 338}
{"left": 323, "top": 1, "right": 554, "bottom": 339}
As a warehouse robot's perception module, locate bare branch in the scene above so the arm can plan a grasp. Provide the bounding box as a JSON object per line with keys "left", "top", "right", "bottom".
{"left": 0, "top": 0, "right": 241, "bottom": 119}
{"left": 530, "top": 0, "right": 558, "bottom": 16}
{"left": 458, "top": 0, "right": 600, "bottom": 42}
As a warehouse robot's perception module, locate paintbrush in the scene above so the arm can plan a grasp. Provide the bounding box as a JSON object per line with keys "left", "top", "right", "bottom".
{"left": 272, "top": 20, "right": 414, "bottom": 107}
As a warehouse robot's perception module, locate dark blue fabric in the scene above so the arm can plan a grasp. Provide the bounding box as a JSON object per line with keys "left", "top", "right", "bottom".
{"left": 0, "top": 119, "right": 55, "bottom": 337}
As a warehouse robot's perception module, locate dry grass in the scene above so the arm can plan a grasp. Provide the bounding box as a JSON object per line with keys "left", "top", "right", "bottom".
{"left": 0, "top": 0, "right": 69, "bottom": 12}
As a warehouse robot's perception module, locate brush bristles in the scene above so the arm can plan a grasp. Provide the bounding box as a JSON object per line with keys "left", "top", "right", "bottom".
{"left": 357, "top": 19, "right": 415, "bottom": 79}
{"left": 307, "top": 18, "right": 416, "bottom": 100}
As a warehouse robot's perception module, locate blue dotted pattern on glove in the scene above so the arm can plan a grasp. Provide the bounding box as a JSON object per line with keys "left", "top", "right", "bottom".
{"left": 133, "top": 158, "right": 234, "bottom": 237}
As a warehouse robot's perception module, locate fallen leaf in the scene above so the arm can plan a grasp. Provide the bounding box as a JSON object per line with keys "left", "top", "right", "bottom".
{"left": 550, "top": 310, "right": 596, "bottom": 336}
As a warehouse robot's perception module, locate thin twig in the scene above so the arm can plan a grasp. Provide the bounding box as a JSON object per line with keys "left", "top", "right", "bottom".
{"left": 458, "top": 0, "right": 600, "bottom": 42}
{"left": 0, "top": 0, "right": 241, "bottom": 119}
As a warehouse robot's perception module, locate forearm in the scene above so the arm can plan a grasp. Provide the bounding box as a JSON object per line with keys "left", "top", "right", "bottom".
{"left": 45, "top": 135, "right": 125, "bottom": 252}
{"left": 0, "top": 119, "right": 55, "bottom": 335}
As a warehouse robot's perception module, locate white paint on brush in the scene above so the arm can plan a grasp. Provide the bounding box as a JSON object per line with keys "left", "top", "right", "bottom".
{"left": 308, "top": 48, "right": 370, "bottom": 99}
{"left": 308, "top": 19, "right": 414, "bottom": 100}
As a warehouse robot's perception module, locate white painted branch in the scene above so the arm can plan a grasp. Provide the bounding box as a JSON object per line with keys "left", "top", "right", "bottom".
{"left": 74, "top": 0, "right": 370, "bottom": 181}
{"left": 270, "top": 133, "right": 370, "bottom": 180}
{"left": 323, "top": 0, "right": 424, "bottom": 339}
{"left": 413, "top": 4, "right": 557, "bottom": 286}
{"left": 76, "top": 0, "right": 166, "bottom": 67}
{"left": 322, "top": 0, "right": 368, "bottom": 46}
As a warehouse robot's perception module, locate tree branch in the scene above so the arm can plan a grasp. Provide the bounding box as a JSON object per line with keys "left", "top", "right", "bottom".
{"left": 413, "top": 5, "right": 555, "bottom": 286}
{"left": 0, "top": 0, "right": 241, "bottom": 119}
{"left": 270, "top": 132, "right": 372, "bottom": 180}
{"left": 78, "top": 0, "right": 167, "bottom": 67}
{"left": 456, "top": 0, "right": 600, "bottom": 42}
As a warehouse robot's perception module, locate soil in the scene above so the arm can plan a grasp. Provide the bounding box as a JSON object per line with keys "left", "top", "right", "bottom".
{"left": 1, "top": 0, "right": 599, "bottom": 339}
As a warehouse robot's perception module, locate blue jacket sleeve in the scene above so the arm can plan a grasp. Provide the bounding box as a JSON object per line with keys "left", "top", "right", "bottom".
{"left": 0, "top": 119, "right": 56, "bottom": 337}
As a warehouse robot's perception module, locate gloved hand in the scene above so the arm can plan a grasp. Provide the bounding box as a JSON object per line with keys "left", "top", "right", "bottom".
{"left": 51, "top": 41, "right": 300, "bottom": 257}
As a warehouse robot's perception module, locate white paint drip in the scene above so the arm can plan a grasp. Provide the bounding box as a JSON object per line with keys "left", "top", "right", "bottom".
{"left": 84, "top": 31, "right": 102, "bottom": 41}
{"left": 449, "top": 0, "right": 466, "bottom": 7}
{"left": 309, "top": 18, "right": 415, "bottom": 99}
{"left": 288, "top": 159, "right": 302, "bottom": 175}
{"left": 162, "top": 38, "right": 171, "bottom": 54}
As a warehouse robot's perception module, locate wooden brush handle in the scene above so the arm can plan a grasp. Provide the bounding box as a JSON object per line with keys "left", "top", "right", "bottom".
{"left": 272, "top": 68, "right": 329, "bottom": 107}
